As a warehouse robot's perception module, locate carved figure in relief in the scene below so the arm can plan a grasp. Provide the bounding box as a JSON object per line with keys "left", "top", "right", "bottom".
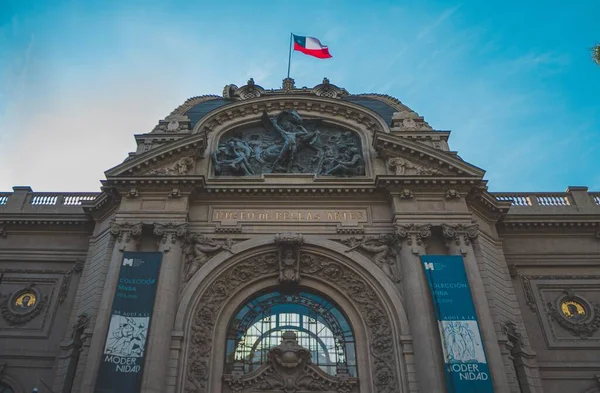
{"left": 147, "top": 157, "right": 194, "bottom": 175}
{"left": 212, "top": 138, "right": 255, "bottom": 176}
{"left": 324, "top": 146, "right": 363, "bottom": 176}
{"left": 183, "top": 234, "right": 233, "bottom": 282}
{"left": 275, "top": 232, "right": 303, "bottom": 284}
{"left": 388, "top": 157, "right": 442, "bottom": 176}
{"left": 343, "top": 235, "right": 402, "bottom": 283}
{"left": 212, "top": 110, "right": 364, "bottom": 176}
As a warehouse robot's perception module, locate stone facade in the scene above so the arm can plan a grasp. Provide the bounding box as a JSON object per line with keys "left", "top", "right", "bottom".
{"left": 1, "top": 78, "right": 599, "bottom": 393}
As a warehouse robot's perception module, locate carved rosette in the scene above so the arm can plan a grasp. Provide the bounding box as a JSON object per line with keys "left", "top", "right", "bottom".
{"left": 109, "top": 221, "right": 142, "bottom": 249}
{"left": 274, "top": 233, "right": 304, "bottom": 285}
{"left": 153, "top": 222, "right": 188, "bottom": 247}
{"left": 185, "top": 252, "right": 400, "bottom": 393}
{"left": 395, "top": 224, "right": 431, "bottom": 248}
{"left": 441, "top": 224, "right": 479, "bottom": 248}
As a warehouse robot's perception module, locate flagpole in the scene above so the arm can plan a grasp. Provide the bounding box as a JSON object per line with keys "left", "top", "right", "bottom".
{"left": 287, "top": 33, "right": 293, "bottom": 78}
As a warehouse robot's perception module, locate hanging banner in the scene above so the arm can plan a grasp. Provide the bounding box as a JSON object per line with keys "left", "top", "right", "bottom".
{"left": 420, "top": 255, "right": 494, "bottom": 393}
{"left": 94, "top": 252, "right": 163, "bottom": 393}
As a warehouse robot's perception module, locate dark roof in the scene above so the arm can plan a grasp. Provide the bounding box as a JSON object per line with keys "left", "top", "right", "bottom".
{"left": 185, "top": 98, "right": 233, "bottom": 129}
{"left": 342, "top": 96, "right": 397, "bottom": 125}
{"left": 181, "top": 95, "right": 399, "bottom": 129}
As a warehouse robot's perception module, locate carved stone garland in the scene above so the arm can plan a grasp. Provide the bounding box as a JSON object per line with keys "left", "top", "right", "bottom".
{"left": 186, "top": 251, "right": 400, "bottom": 393}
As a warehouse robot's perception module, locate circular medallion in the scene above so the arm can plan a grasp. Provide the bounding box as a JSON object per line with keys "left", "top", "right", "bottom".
{"left": 14, "top": 291, "right": 37, "bottom": 310}
{"left": 560, "top": 299, "right": 586, "bottom": 321}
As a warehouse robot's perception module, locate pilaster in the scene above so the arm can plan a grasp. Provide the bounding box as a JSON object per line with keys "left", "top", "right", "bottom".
{"left": 141, "top": 222, "right": 188, "bottom": 393}
{"left": 80, "top": 221, "right": 142, "bottom": 393}
{"left": 441, "top": 223, "right": 511, "bottom": 392}
{"left": 395, "top": 223, "right": 446, "bottom": 392}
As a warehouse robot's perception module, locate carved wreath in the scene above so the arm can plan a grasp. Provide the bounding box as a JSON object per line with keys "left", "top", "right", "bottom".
{"left": 185, "top": 252, "right": 399, "bottom": 393}
{"left": 547, "top": 297, "right": 600, "bottom": 339}
{"left": 0, "top": 288, "right": 48, "bottom": 326}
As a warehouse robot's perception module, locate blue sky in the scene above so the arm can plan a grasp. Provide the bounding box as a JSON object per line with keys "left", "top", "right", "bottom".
{"left": 0, "top": 0, "right": 598, "bottom": 192}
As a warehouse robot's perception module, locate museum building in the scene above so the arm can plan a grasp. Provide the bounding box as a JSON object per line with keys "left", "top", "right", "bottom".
{"left": 0, "top": 78, "right": 599, "bottom": 393}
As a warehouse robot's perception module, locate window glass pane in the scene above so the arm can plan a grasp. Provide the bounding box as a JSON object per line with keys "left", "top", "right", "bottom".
{"left": 225, "top": 290, "right": 357, "bottom": 377}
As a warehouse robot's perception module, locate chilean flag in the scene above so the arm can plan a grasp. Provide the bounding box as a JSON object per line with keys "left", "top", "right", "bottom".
{"left": 293, "top": 34, "right": 332, "bottom": 59}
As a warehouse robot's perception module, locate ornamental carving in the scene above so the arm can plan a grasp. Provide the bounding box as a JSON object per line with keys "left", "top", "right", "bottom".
{"left": 143, "top": 157, "right": 195, "bottom": 176}
{"left": 186, "top": 251, "right": 400, "bottom": 393}
{"left": 109, "top": 221, "right": 142, "bottom": 245}
{"left": 441, "top": 223, "right": 479, "bottom": 247}
{"left": 395, "top": 224, "right": 431, "bottom": 247}
{"left": 153, "top": 222, "right": 188, "bottom": 246}
{"left": 58, "top": 260, "right": 84, "bottom": 304}
{"left": 311, "top": 77, "right": 349, "bottom": 99}
{"left": 212, "top": 110, "right": 364, "bottom": 177}
{"left": 547, "top": 291, "right": 600, "bottom": 339}
{"left": 520, "top": 275, "right": 600, "bottom": 313}
{"left": 182, "top": 234, "right": 234, "bottom": 283}
{"left": 387, "top": 157, "right": 442, "bottom": 176}
{"left": 0, "top": 287, "right": 48, "bottom": 326}
{"left": 340, "top": 235, "right": 402, "bottom": 283}
{"left": 390, "top": 111, "right": 432, "bottom": 131}
{"left": 274, "top": 233, "right": 304, "bottom": 285}
{"left": 223, "top": 331, "right": 358, "bottom": 393}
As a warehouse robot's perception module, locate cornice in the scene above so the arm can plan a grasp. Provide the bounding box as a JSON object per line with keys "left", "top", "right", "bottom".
{"left": 191, "top": 95, "right": 390, "bottom": 136}
{"left": 104, "top": 134, "right": 205, "bottom": 177}
{"left": 373, "top": 132, "right": 485, "bottom": 178}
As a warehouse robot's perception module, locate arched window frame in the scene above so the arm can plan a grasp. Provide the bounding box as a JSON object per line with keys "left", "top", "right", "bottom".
{"left": 225, "top": 290, "right": 357, "bottom": 377}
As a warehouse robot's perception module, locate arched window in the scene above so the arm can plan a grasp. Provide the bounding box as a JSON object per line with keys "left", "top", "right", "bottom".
{"left": 0, "top": 382, "right": 14, "bottom": 393}
{"left": 225, "top": 290, "right": 357, "bottom": 377}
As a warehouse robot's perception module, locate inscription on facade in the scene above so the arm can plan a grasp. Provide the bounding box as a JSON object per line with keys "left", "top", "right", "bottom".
{"left": 212, "top": 209, "right": 368, "bottom": 225}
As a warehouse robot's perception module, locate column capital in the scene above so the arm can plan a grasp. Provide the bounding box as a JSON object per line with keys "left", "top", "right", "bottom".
{"left": 395, "top": 224, "right": 431, "bottom": 244}
{"left": 109, "top": 221, "right": 142, "bottom": 249}
{"left": 441, "top": 223, "right": 479, "bottom": 251}
{"left": 153, "top": 222, "right": 188, "bottom": 251}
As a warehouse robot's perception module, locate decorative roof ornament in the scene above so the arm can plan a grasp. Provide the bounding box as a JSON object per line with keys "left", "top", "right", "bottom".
{"left": 311, "top": 77, "right": 349, "bottom": 99}
{"left": 282, "top": 77, "right": 295, "bottom": 93}
{"left": 150, "top": 114, "right": 191, "bottom": 133}
{"left": 223, "top": 78, "right": 266, "bottom": 100}
{"left": 390, "top": 110, "right": 433, "bottom": 131}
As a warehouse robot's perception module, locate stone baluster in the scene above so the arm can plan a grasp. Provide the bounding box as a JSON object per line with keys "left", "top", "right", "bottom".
{"left": 441, "top": 223, "right": 511, "bottom": 392}
{"left": 396, "top": 224, "right": 446, "bottom": 393}
{"left": 141, "top": 222, "right": 188, "bottom": 393}
{"left": 82, "top": 221, "right": 142, "bottom": 393}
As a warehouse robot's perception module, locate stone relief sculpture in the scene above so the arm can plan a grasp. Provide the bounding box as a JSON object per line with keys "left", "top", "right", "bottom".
{"left": 274, "top": 233, "right": 304, "bottom": 285}
{"left": 146, "top": 157, "right": 195, "bottom": 176}
{"left": 212, "top": 110, "right": 364, "bottom": 176}
{"left": 342, "top": 235, "right": 402, "bottom": 283}
{"left": 387, "top": 157, "right": 442, "bottom": 176}
{"left": 223, "top": 331, "right": 358, "bottom": 393}
{"left": 182, "top": 234, "right": 234, "bottom": 283}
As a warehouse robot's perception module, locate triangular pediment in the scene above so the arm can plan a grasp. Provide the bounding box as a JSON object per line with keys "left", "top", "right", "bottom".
{"left": 104, "top": 133, "right": 205, "bottom": 178}
{"left": 373, "top": 132, "right": 485, "bottom": 178}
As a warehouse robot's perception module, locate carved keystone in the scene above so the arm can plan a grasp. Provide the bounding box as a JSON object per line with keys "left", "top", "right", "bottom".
{"left": 275, "top": 233, "right": 303, "bottom": 285}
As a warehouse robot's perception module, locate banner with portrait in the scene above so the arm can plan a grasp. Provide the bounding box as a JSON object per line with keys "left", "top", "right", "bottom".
{"left": 94, "top": 252, "right": 163, "bottom": 393}
{"left": 420, "top": 255, "right": 494, "bottom": 393}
